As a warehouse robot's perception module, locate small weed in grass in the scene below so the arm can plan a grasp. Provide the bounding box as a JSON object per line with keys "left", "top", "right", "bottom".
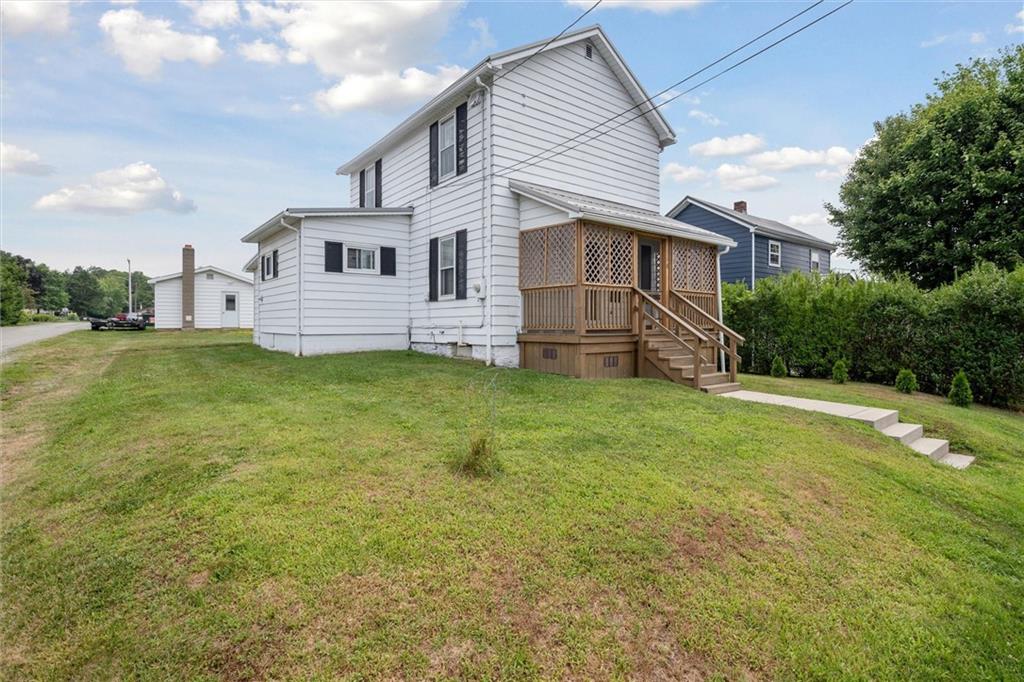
{"left": 895, "top": 368, "right": 919, "bottom": 394}
{"left": 451, "top": 431, "right": 502, "bottom": 477}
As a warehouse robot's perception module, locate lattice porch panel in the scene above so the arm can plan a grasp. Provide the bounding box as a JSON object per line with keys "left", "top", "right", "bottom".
{"left": 672, "top": 238, "right": 717, "bottom": 291}
{"left": 584, "top": 223, "right": 633, "bottom": 285}
{"left": 520, "top": 229, "right": 546, "bottom": 288}
{"left": 545, "top": 223, "right": 576, "bottom": 285}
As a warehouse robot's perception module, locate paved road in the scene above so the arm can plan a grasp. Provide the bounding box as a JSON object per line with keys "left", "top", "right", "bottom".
{"left": 0, "top": 322, "right": 91, "bottom": 360}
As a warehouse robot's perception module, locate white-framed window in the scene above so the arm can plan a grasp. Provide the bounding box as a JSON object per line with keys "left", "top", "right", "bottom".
{"left": 363, "top": 163, "right": 375, "bottom": 208}
{"left": 768, "top": 240, "right": 782, "bottom": 268}
{"left": 438, "top": 114, "right": 456, "bottom": 181}
{"left": 438, "top": 234, "right": 456, "bottom": 299}
{"left": 345, "top": 244, "right": 379, "bottom": 274}
{"left": 810, "top": 250, "right": 820, "bottom": 272}
{"left": 224, "top": 293, "right": 237, "bottom": 312}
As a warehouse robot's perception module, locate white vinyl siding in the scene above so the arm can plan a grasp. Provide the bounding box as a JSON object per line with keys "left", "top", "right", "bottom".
{"left": 153, "top": 271, "right": 253, "bottom": 329}
{"left": 153, "top": 279, "right": 181, "bottom": 329}
{"left": 255, "top": 227, "right": 298, "bottom": 336}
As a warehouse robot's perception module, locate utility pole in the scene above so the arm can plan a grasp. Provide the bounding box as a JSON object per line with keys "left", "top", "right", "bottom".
{"left": 127, "top": 258, "right": 133, "bottom": 315}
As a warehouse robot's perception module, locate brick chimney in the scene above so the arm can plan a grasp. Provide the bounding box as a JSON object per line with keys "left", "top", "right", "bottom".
{"left": 181, "top": 244, "right": 195, "bottom": 330}
{"left": 733, "top": 200, "right": 748, "bottom": 214}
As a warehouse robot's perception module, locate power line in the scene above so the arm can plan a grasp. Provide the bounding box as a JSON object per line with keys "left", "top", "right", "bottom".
{"left": 495, "top": 0, "right": 856, "bottom": 178}
{"left": 494, "top": 0, "right": 832, "bottom": 178}
{"left": 493, "top": 0, "right": 604, "bottom": 84}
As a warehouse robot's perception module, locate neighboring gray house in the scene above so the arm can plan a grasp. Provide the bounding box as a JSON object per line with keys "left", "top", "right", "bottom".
{"left": 666, "top": 197, "right": 835, "bottom": 288}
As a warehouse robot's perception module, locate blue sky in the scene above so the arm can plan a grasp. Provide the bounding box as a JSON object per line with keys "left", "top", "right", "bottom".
{"left": 2, "top": 0, "right": 1021, "bottom": 276}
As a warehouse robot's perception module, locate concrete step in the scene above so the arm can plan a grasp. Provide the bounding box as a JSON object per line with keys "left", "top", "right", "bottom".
{"left": 938, "top": 453, "right": 975, "bottom": 469}
{"left": 909, "top": 437, "right": 949, "bottom": 461}
{"left": 849, "top": 407, "right": 900, "bottom": 430}
{"left": 701, "top": 382, "right": 742, "bottom": 395}
{"left": 881, "top": 422, "right": 924, "bottom": 445}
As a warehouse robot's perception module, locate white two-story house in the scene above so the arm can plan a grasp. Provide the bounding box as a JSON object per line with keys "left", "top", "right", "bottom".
{"left": 242, "top": 26, "right": 744, "bottom": 392}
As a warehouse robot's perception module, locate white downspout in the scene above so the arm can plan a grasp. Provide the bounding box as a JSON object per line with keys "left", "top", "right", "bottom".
{"left": 278, "top": 216, "right": 302, "bottom": 357}
{"left": 476, "top": 75, "right": 494, "bottom": 366}
{"left": 750, "top": 230, "right": 756, "bottom": 290}
{"left": 717, "top": 245, "right": 730, "bottom": 371}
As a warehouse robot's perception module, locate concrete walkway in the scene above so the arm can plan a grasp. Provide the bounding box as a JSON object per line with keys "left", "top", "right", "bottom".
{"left": 722, "top": 390, "right": 975, "bottom": 469}
{"left": 0, "top": 322, "right": 90, "bottom": 362}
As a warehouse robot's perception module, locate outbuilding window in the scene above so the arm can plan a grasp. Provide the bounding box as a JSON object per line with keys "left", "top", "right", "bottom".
{"left": 768, "top": 240, "right": 781, "bottom": 268}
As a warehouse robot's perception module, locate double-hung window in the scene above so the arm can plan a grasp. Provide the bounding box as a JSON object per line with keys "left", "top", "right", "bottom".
{"left": 345, "top": 244, "right": 379, "bottom": 274}
{"left": 438, "top": 114, "right": 456, "bottom": 181}
{"left": 438, "top": 234, "right": 456, "bottom": 299}
{"left": 768, "top": 240, "right": 781, "bottom": 268}
{"left": 363, "top": 164, "right": 376, "bottom": 208}
{"left": 810, "top": 250, "right": 820, "bottom": 272}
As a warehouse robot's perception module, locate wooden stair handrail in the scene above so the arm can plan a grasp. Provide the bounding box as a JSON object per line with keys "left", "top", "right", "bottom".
{"left": 643, "top": 311, "right": 701, "bottom": 357}
{"left": 632, "top": 288, "right": 711, "bottom": 344}
{"left": 669, "top": 290, "right": 746, "bottom": 344}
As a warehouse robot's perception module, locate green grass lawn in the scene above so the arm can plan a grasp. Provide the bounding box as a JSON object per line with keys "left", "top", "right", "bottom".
{"left": 2, "top": 331, "right": 1022, "bottom": 679}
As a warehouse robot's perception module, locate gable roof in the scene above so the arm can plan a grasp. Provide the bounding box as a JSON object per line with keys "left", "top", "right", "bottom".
{"left": 666, "top": 196, "right": 835, "bottom": 251}
{"left": 240, "top": 206, "right": 415, "bottom": 244}
{"left": 148, "top": 265, "right": 253, "bottom": 286}
{"left": 509, "top": 181, "right": 735, "bottom": 248}
{"left": 243, "top": 254, "right": 258, "bottom": 273}
{"left": 335, "top": 25, "right": 675, "bottom": 176}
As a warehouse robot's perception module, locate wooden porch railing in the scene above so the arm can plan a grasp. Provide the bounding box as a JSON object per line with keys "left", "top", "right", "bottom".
{"left": 584, "top": 285, "right": 632, "bottom": 331}
{"left": 669, "top": 290, "right": 744, "bottom": 382}
{"left": 521, "top": 285, "right": 575, "bottom": 331}
{"left": 633, "top": 288, "right": 715, "bottom": 389}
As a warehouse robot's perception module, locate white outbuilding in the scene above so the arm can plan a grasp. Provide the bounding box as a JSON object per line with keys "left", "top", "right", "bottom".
{"left": 149, "top": 245, "right": 254, "bottom": 330}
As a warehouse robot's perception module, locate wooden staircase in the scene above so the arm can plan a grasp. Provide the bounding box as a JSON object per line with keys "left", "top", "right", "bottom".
{"left": 633, "top": 288, "right": 744, "bottom": 395}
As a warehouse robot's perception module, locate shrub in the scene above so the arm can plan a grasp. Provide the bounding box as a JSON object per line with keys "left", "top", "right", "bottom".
{"left": 770, "top": 355, "right": 787, "bottom": 378}
{"left": 895, "top": 369, "right": 919, "bottom": 394}
{"left": 948, "top": 370, "right": 973, "bottom": 408}
{"left": 451, "top": 432, "right": 502, "bottom": 477}
{"left": 832, "top": 359, "right": 849, "bottom": 384}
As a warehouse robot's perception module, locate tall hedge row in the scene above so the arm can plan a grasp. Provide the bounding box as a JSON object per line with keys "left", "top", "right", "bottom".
{"left": 722, "top": 265, "right": 1024, "bottom": 408}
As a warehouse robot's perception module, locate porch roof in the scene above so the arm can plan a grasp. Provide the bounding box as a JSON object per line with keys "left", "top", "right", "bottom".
{"left": 508, "top": 181, "right": 737, "bottom": 249}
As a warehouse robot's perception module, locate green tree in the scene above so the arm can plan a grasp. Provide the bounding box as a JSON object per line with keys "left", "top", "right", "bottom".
{"left": 35, "top": 265, "right": 69, "bottom": 312}
{"left": 770, "top": 355, "right": 787, "bottom": 378}
{"left": 66, "top": 267, "right": 104, "bottom": 317}
{"left": 828, "top": 46, "right": 1024, "bottom": 288}
{"left": 948, "top": 370, "right": 974, "bottom": 407}
{"left": 895, "top": 369, "right": 919, "bottom": 394}
{"left": 1, "top": 255, "right": 28, "bottom": 325}
{"left": 832, "top": 359, "right": 849, "bottom": 384}
{"left": 97, "top": 270, "right": 128, "bottom": 317}
{"left": 130, "top": 271, "right": 154, "bottom": 310}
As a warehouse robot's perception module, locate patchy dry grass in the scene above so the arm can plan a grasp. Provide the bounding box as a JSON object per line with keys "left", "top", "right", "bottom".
{"left": 1, "top": 331, "right": 1022, "bottom": 679}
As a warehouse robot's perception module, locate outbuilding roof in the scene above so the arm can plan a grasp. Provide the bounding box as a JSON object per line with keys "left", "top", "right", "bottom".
{"left": 508, "top": 180, "right": 737, "bottom": 248}
{"left": 667, "top": 196, "right": 836, "bottom": 251}
{"left": 335, "top": 25, "right": 676, "bottom": 176}
{"left": 148, "top": 265, "right": 253, "bottom": 286}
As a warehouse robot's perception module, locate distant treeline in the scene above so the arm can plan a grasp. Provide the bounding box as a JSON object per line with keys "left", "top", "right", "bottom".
{"left": 1, "top": 251, "right": 154, "bottom": 325}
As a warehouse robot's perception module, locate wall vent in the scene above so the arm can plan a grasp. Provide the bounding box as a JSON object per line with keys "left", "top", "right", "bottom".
{"left": 603, "top": 355, "right": 619, "bottom": 368}
{"left": 585, "top": 44, "right": 593, "bottom": 59}
{"left": 542, "top": 347, "right": 558, "bottom": 360}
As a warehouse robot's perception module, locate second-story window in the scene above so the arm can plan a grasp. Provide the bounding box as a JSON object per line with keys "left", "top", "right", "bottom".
{"left": 363, "top": 164, "right": 376, "bottom": 208}
{"left": 438, "top": 114, "right": 456, "bottom": 181}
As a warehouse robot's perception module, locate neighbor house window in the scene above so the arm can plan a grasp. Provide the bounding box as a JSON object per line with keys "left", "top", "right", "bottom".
{"left": 810, "top": 250, "right": 820, "bottom": 272}
{"left": 345, "top": 244, "right": 379, "bottom": 274}
{"left": 363, "top": 164, "right": 376, "bottom": 208}
{"left": 438, "top": 234, "right": 456, "bottom": 299}
{"left": 768, "top": 240, "right": 781, "bottom": 268}
{"left": 438, "top": 114, "right": 456, "bottom": 181}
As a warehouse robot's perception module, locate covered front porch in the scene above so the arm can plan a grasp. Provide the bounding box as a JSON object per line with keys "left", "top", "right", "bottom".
{"left": 517, "top": 219, "right": 744, "bottom": 391}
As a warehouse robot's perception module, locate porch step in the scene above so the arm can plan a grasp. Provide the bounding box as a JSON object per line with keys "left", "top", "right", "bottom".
{"left": 701, "top": 382, "right": 742, "bottom": 395}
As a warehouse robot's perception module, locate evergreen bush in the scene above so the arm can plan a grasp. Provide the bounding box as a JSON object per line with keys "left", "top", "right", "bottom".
{"left": 948, "top": 370, "right": 973, "bottom": 408}
{"left": 770, "top": 355, "right": 787, "bottom": 378}
{"left": 895, "top": 369, "right": 919, "bottom": 394}
{"left": 832, "top": 359, "right": 849, "bottom": 384}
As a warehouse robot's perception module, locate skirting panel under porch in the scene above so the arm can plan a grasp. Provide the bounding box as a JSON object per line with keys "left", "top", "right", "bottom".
{"left": 519, "top": 333, "right": 636, "bottom": 379}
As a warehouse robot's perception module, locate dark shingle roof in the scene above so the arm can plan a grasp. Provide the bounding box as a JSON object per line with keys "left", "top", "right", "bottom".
{"left": 668, "top": 196, "right": 835, "bottom": 251}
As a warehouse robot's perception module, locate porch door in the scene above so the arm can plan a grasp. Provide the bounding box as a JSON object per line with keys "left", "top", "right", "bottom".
{"left": 638, "top": 237, "right": 663, "bottom": 300}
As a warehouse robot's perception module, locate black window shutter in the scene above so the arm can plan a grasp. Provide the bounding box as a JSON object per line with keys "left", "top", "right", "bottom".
{"left": 428, "top": 238, "right": 438, "bottom": 301}
{"left": 261, "top": 256, "right": 265, "bottom": 281}
{"left": 456, "top": 102, "right": 468, "bottom": 176}
{"left": 455, "top": 229, "right": 467, "bottom": 300}
{"left": 374, "top": 158, "right": 382, "bottom": 208}
{"left": 325, "top": 241, "right": 344, "bottom": 273}
{"left": 381, "top": 247, "right": 396, "bottom": 276}
{"left": 428, "top": 121, "right": 439, "bottom": 187}
{"left": 359, "top": 169, "right": 366, "bottom": 208}
{"left": 272, "top": 250, "right": 278, "bottom": 278}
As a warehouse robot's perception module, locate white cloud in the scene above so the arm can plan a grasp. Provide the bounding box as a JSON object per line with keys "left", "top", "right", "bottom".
{"left": 1, "top": 143, "right": 55, "bottom": 176}
{"left": 315, "top": 65, "right": 467, "bottom": 114}
{"left": 99, "top": 9, "right": 223, "bottom": 77}
{"left": 969, "top": 31, "right": 986, "bottom": 44}
{"left": 661, "top": 162, "right": 706, "bottom": 183}
{"left": 34, "top": 162, "right": 197, "bottom": 215}
{"left": 747, "top": 146, "right": 855, "bottom": 172}
{"left": 922, "top": 30, "right": 989, "bottom": 48}
{"left": 688, "top": 109, "right": 722, "bottom": 126}
{"left": 714, "top": 164, "right": 778, "bottom": 191}
{"left": 468, "top": 17, "right": 496, "bottom": 53}
{"left": 1007, "top": 9, "right": 1024, "bottom": 34}
{"left": 689, "top": 133, "right": 765, "bottom": 157}
{"left": 180, "top": 1, "right": 240, "bottom": 28}
{"left": 566, "top": 0, "right": 706, "bottom": 13}
{"left": 238, "top": 39, "right": 283, "bottom": 64}
{"left": 815, "top": 168, "right": 845, "bottom": 180}
{"left": 788, "top": 213, "right": 828, "bottom": 227}
{"left": 920, "top": 34, "right": 949, "bottom": 48}
{"left": 1, "top": 0, "right": 70, "bottom": 36}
